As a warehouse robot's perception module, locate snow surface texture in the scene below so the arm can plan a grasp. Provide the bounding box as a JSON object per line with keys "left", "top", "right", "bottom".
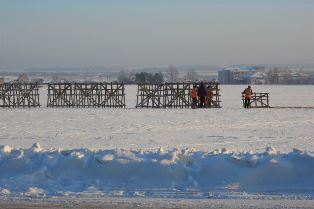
{"left": 0, "top": 143, "right": 314, "bottom": 198}
{"left": 1, "top": 85, "right": 314, "bottom": 199}
{"left": 1, "top": 86, "right": 314, "bottom": 152}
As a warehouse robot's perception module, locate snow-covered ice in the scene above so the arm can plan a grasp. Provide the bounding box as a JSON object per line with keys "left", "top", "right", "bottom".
{"left": 0, "top": 85, "right": 314, "bottom": 200}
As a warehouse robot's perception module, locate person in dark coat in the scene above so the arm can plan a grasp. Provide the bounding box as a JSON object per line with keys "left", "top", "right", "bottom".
{"left": 197, "top": 82, "right": 206, "bottom": 108}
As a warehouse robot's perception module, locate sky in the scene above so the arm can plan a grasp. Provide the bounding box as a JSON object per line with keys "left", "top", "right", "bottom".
{"left": 0, "top": 0, "right": 313, "bottom": 70}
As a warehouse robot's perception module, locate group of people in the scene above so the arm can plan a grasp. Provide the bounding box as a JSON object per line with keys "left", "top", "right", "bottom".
{"left": 190, "top": 84, "right": 253, "bottom": 108}
{"left": 190, "top": 82, "right": 214, "bottom": 108}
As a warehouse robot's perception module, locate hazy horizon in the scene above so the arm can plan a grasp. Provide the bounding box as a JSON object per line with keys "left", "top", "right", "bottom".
{"left": 1, "top": 0, "right": 313, "bottom": 71}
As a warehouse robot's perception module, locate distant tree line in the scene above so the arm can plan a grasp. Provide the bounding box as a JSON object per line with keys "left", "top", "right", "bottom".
{"left": 117, "top": 71, "right": 164, "bottom": 84}
{"left": 134, "top": 72, "right": 164, "bottom": 83}
{"left": 116, "top": 65, "right": 204, "bottom": 84}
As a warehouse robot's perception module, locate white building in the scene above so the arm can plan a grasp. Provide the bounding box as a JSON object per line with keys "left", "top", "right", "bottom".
{"left": 218, "top": 67, "right": 257, "bottom": 84}
{"left": 250, "top": 72, "right": 267, "bottom": 84}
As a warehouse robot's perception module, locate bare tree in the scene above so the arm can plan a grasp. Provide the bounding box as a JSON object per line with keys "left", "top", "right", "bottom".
{"left": 117, "top": 71, "right": 130, "bottom": 83}
{"left": 185, "top": 69, "right": 198, "bottom": 82}
{"left": 166, "top": 65, "right": 178, "bottom": 82}
{"left": 51, "top": 74, "right": 59, "bottom": 83}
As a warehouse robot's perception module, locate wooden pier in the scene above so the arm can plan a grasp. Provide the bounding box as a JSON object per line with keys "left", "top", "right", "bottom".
{"left": 0, "top": 83, "right": 40, "bottom": 108}
{"left": 47, "top": 83, "right": 125, "bottom": 108}
{"left": 242, "top": 92, "right": 270, "bottom": 108}
{"left": 136, "top": 82, "right": 221, "bottom": 108}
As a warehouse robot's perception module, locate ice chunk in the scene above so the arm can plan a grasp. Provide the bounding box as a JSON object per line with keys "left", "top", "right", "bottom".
{"left": 96, "top": 154, "right": 115, "bottom": 164}
{"left": 270, "top": 158, "right": 278, "bottom": 164}
{"left": 158, "top": 146, "right": 165, "bottom": 154}
{"left": 265, "top": 146, "right": 279, "bottom": 155}
{"left": 0, "top": 145, "right": 12, "bottom": 154}
{"left": 31, "top": 142, "right": 42, "bottom": 153}
{"left": 25, "top": 187, "right": 46, "bottom": 197}
{"left": 71, "top": 151, "right": 85, "bottom": 159}
{"left": 293, "top": 148, "right": 303, "bottom": 153}
{"left": 0, "top": 188, "right": 11, "bottom": 195}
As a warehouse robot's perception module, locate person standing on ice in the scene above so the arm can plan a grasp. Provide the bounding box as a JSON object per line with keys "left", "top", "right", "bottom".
{"left": 205, "top": 85, "right": 213, "bottom": 108}
{"left": 243, "top": 85, "right": 253, "bottom": 108}
{"left": 197, "top": 82, "right": 206, "bottom": 108}
{"left": 191, "top": 84, "right": 198, "bottom": 109}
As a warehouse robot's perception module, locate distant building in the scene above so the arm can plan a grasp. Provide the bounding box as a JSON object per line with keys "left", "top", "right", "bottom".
{"left": 308, "top": 72, "right": 314, "bottom": 84}
{"left": 250, "top": 72, "right": 267, "bottom": 85}
{"left": 218, "top": 69, "right": 233, "bottom": 84}
{"left": 289, "top": 70, "right": 309, "bottom": 84}
{"left": 218, "top": 67, "right": 259, "bottom": 84}
{"left": 0, "top": 77, "right": 4, "bottom": 85}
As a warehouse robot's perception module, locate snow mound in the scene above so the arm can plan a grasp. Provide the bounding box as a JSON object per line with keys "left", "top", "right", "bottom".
{"left": 96, "top": 154, "right": 115, "bottom": 164}
{"left": 0, "top": 145, "right": 12, "bottom": 154}
{"left": 31, "top": 142, "right": 42, "bottom": 152}
{"left": 0, "top": 188, "right": 11, "bottom": 195}
{"left": 0, "top": 144, "right": 313, "bottom": 197}
{"left": 24, "top": 187, "right": 46, "bottom": 197}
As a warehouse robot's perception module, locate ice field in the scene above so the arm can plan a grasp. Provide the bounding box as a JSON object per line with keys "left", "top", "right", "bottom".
{"left": 1, "top": 85, "right": 314, "bottom": 151}
{"left": 0, "top": 85, "right": 314, "bottom": 201}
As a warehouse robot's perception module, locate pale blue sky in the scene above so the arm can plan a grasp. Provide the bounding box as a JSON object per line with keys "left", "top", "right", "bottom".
{"left": 0, "top": 0, "right": 313, "bottom": 70}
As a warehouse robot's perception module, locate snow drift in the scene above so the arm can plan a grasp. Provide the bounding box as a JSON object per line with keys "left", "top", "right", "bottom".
{"left": 0, "top": 143, "right": 314, "bottom": 197}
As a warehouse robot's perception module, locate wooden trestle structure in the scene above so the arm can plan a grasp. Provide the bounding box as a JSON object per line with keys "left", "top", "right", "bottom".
{"left": 136, "top": 82, "right": 221, "bottom": 108}
{"left": 0, "top": 83, "right": 40, "bottom": 108}
{"left": 242, "top": 92, "right": 270, "bottom": 108}
{"left": 0, "top": 81, "right": 274, "bottom": 109}
{"left": 47, "top": 83, "right": 125, "bottom": 108}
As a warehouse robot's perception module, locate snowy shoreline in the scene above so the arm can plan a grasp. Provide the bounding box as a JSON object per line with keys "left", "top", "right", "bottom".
{"left": 1, "top": 196, "right": 314, "bottom": 209}
{"left": 1, "top": 143, "right": 313, "bottom": 198}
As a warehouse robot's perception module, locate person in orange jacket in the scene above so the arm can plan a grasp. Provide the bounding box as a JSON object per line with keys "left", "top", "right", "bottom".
{"left": 243, "top": 85, "right": 253, "bottom": 108}
{"left": 205, "top": 85, "right": 213, "bottom": 108}
{"left": 191, "top": 84, "right": 198, "bottom": 109}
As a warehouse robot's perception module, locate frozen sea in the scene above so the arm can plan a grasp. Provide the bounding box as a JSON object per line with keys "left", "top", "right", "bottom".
{"left": 0, "top": 85, "right": 314, "bottom": 207}
{"left": 1, "top": 85, "right": 313, "bottom": 152}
